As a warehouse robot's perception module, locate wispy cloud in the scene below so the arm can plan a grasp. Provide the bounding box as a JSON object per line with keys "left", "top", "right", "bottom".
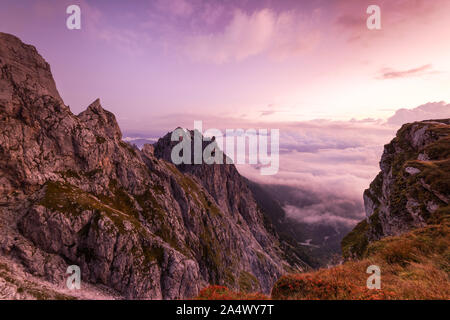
{"left": 387, "top": 101, "right": 450, "bottom": 124}
{"left": 80, "top": 0, "right": 152, "bottom": 57}
{"left": 183, "top": 8, "right": 320, "bottom": 64}
{"left": 378, "top": 64, "right": 435, "bottom": 79}
{"left": 335, "top": 14, "right": 365, "bottom": 29}
{"left": 154, "top": 0, "right": 194, "bottom": 17}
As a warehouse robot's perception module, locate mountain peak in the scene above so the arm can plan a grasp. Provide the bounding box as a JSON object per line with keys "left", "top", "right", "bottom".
{"left": 87, "top": 98, "right": 103, "bottom": 112}
{"left": 0, "top": 33, "right": 297, "bottom": 299}
{"left": 78, "top": 98, "right": 122, "bottom": 140}
{"left": 0, "top": 32, "right": 63, "bottom": 105}
{"left": 342, "top": 119, "right": 450, "bottom": 259}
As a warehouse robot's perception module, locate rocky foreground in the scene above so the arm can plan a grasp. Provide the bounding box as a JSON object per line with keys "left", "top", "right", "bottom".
{"left": 0, "top": 32, "right": 308, "bottom": 299}
{"left": 199, "top": 119, "right": 449, "bottom": 300}
{"left": 0, "top": 31, "right": 448, "bottom": 300}
{"left": 271, "top": 119, "right": 450, "bottom": 300}
{"left": 342, "top": 119, "right": 450, "bottom": 258}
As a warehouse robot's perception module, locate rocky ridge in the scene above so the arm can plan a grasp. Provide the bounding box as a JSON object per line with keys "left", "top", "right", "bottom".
{"left": 268, "top": 120, "right": 449, "bottom": 300}
{"left": 342, "top": 119, "right": 450, "bottom": 258}
{"left": 0, "top": 32, "right": 303, "bottom": 299}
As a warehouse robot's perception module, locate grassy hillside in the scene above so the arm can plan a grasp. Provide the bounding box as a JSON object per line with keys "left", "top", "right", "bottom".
{"left": 197, "top": 120, "right": 450, "bottom": 300}
{"left": 197, "top": 218, "right": 449, "bottom": 300}
{"left": 272, "top": 219, "right": 449, "bottom": 300}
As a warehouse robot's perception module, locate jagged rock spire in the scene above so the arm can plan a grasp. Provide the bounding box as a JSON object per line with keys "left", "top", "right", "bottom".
{"left": 78, "top": 98, "right": 122, "bottom": 140}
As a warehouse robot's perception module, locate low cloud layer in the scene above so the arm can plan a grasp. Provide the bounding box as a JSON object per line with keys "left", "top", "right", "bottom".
{"left": 237, "top": 121, "right": 391, "bottom": 231}
{"left": 235, "top": 101, "right": 449, "bottom": 231}
{"left": 387, "top": 101, "right": 450, "bottom": 125}
{"left": 124, "top": 101, "right": 449, "bottom": 233}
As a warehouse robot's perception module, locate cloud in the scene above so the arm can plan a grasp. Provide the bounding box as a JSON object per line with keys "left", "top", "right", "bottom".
{"left": 285, "top": 205, "right": 361, "bottom": 227}
{"left": 185, "top": 9, "right": 274, "bottom": 63}
{"left": 236, "top": 119, "right": 394, "bottom": 231}
{"left": 333, "top": 0, "right": 450, "bottom": 45}
{"left": 234, "top": 100, "right": 449, "bottom": 231}
{"left": 183, "top": 9, "right": 320, "bottom": 63}
{"left": 260, "top": 110, "right": 276, "bottom": 116}
{"left": 80, "top": 0, "right": 151, "bottom": 57}
{"left": 155, "top": 0, "right": 194, "bottom": 17}
{"left": 335, "top": 14, "right": 365, "bottom": 29}
{"left": 122, "top": 101, "right": 447, "bottom": 232}
{"left": 377, "top": 64, "right": 435, "bottom": 79}
{"left": 387, "top": 101, "right": 450, "bottom": 125}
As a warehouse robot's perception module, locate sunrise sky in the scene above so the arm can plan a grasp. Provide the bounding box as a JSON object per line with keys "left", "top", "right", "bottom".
{"left": 1, "top": 0, "right": 450, "bottom": 231}
{"left": 1, "top": 0, "right": 450, "bottom": 132}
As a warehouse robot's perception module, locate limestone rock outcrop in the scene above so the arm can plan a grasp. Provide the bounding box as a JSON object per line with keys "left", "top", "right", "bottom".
{"left": 0, "top": 32, "right": 304, "bottom": 299}
{"left": 342, "top": 119, "right": 450, "bottom": 258}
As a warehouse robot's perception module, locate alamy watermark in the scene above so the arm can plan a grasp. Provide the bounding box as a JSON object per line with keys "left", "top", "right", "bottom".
{"left": 65, "top": 4, "right": 381, "bottom": 31}
{"left": 66, "top": 5, "right": 81, "bottom": 30}
{"left": 367, "top": 5, "right": 381, "bottom": 30}
{"left": 66, "top": 265, "right": 81, "bottom": 290}
{"left": 170, "top": 121, "right": 279, "bottom": 175}
{"left": 366, "top": 265, "right": 381, "bottom": 289}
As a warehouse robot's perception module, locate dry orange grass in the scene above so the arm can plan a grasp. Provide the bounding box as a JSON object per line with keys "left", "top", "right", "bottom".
{"left": 272, "top": 223, "right": 450, "bottom": 300}
{"left": 196, "top": 223, "right": 449, "bottom": 300}
{"left": 195, "top": 285, "right": 269, "bottom": 300}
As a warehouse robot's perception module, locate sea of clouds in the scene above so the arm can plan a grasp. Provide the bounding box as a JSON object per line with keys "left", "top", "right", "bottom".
{"left": 237, "top": 102, "right": 450, "bottom": 232}
{"left": 124, "top": 102, "right": 449, "bottom": 234}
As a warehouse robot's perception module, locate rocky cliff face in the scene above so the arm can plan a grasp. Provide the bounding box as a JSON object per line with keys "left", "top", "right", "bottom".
{"left": 153, "top": 132, "right": 310, "bottom": 270}
{"left": 0, "top": 33, "right": 300, "bottom": 299}
{"left": 342, "top": 119, "right": 450, "bottom": 258}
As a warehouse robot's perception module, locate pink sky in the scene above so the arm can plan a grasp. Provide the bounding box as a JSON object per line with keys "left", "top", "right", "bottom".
{"left": 1, "top": 0, "right": 450, "bottom": 134}
{"left": 1, "top": 0, "right": 450, "bottom": 230}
